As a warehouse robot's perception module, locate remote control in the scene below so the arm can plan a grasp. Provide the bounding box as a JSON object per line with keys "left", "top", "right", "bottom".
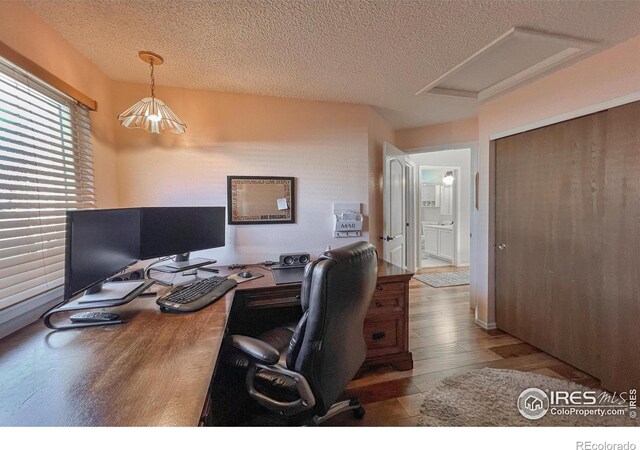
{"left": 69, "top": 312, "right": 120, "bottom": 323}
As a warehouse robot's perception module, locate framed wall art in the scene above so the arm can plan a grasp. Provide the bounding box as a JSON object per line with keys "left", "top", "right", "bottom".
{"left": 227, "top": 176, "right": 295, "bottom": 225}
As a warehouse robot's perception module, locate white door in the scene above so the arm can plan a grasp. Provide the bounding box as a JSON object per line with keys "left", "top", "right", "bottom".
{"left": 404, "top": 157, "right": 417, "bottom": 272}
{"left": 382, "top": 142, "right": 406, "bottom": 268}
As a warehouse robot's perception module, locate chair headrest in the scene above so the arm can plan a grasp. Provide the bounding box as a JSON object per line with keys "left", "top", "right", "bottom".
{"left": 319, "top": 241, "right": 377, "bottom": 264}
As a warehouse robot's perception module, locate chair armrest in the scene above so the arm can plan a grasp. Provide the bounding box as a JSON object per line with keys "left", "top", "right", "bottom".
{"left": 246, "top": 363, "right": 316, "bottom": 416}
{"left": 226, "top": 335, "right": 280, "bottom": 365}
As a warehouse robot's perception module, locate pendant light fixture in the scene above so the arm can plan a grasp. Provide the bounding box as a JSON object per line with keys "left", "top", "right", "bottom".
{"left": 117, "top": 51, "right": 186, "bottom": 134}
{"left": 443, "top": 171, "right": 455, "bottom": 185}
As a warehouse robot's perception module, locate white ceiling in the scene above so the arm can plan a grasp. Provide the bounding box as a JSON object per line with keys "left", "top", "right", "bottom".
{"left": 27, "top": 0, "right": 640, "bottom": 129}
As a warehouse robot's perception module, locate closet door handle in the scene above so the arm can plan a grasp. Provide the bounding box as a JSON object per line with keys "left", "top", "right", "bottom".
{"left": 376, "top": 284, "right": 383, "bottom": 291}
{"left": 498, "top": 243, "right": 507, "bottom": 250}
{"left": 375, "top": 301, "right": 383, "bottom": 307}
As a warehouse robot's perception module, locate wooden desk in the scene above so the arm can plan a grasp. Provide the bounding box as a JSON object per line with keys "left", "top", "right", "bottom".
{"left": 0, "top": 260, "right": 412, "bottom": 426}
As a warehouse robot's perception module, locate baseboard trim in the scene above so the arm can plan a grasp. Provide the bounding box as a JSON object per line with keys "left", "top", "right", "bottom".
{"left": 475, "top": 318, "right": 497, "bottom": 330}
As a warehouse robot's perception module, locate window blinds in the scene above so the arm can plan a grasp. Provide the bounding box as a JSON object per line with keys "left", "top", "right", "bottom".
{"left": 0, "top": 57, "right": 94, "bottom": 310}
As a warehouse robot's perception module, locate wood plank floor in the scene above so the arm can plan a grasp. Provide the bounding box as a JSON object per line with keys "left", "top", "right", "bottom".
{"left": 325, "top": 266, "right": 601, "bottom": 426}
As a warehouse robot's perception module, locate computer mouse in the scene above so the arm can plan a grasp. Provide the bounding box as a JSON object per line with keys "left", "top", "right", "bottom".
{"left": 238, "top": 271, "right": 253, "bottom": 279}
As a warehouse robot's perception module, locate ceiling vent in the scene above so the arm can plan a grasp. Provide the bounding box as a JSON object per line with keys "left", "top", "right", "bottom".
{"left": 416, "top": 27, "right": 597, "bottom": 102}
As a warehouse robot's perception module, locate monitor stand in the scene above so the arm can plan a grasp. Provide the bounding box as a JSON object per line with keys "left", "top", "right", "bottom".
{"left": 166, "top": 258, "right": 212, "bottom": 270}
{"left": 44, "top": 279, "right": 156, "bottom": 330}
{"left": 78, "top": 280, "right": 145, "bottom": 304}
{"left": 152, "top": 253, "right": 215, "bottom": 273}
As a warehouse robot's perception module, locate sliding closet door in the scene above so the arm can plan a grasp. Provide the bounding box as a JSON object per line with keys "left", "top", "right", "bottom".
{"left": 495, "top": 112, "right": 607, "bottom": 378}
{"left": 496, "top": 101, "right": 640, "bottom": 390}
{"left": 600, "top": 101, "right": 640, "bottom": 391}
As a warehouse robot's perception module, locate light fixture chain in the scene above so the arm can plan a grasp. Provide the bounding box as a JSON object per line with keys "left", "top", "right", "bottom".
{"left": 150, "top": 60, "right": 155, "bottom": 98}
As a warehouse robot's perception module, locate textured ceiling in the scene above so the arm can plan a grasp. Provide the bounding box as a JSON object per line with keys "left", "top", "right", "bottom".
{"left": 27, "top": 0, "right": 640, "bottom": 129}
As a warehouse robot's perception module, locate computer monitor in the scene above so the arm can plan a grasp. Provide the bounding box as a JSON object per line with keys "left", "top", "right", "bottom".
{"left": 140, "top": 207, "right": 225, "bottom": 269}
{"left": 64, "top": 209, "right": 142, "bottom": 301}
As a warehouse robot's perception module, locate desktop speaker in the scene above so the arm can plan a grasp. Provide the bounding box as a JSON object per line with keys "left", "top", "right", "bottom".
{"left": 278, "top": 252, "right": 310, "bottom": 267}
{"left": 108, "top": 268, "right": 145, "bottom": 282}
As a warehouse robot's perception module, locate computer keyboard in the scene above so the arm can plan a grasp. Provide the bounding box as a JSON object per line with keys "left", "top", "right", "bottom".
{"left": 157, "top": 276, "right": 237, "bottom": 313}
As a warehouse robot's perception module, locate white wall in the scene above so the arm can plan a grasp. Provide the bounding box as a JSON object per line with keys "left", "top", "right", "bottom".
{"left": 408, "top": 148, "right": 471, "bottom": 266}
{"left": 114, "top": 82, "right": 371, "bottom": 265}
{"left": 396, "top": 117, "right": 478, "bottom": 150}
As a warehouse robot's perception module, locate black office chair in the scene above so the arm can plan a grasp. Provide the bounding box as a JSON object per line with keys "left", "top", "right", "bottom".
{"left": 225, "top": 241, "right": 378, "bottom": 425}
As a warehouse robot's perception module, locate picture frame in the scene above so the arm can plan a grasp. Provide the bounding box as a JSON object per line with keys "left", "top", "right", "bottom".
{"left": 227, "top": 176, "right": 295, "bottom": 225}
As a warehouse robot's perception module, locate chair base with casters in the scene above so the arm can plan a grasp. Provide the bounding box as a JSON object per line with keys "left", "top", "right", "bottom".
{"left": 225, "top": 333, "right": 367, "bottom": 425}
{"left": 224, "top": 241, "right": 378, "bottom": 426}
{"left": 311, "top": 398, "right": 365, "bottom": 425}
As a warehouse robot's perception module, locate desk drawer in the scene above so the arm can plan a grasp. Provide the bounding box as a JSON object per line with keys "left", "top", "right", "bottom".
{"left": 373, "top": 281, "right": 405, "bottom": 296}
{"left": 368, "top": 282, "right": 406, "bottom": 316}
{"left": 364, "top": 317, "right": 404, "bottom": 358}
{"left": 239, "top": 285, "right": 301, "bottom": 309}
{"left": 368, "top": 295, "right": 402, "bottom": 313}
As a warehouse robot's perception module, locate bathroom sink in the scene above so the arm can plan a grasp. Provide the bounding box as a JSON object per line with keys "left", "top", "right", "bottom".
{"left": 423, "top": 223, "right": 453, "bottom": 230}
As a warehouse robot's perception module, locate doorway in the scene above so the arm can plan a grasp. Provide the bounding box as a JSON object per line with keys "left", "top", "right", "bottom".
{"left": 405, "top": 147, "right": 472, "bottom": 271}
{"left": 418, "top": 166, "right": 458, "bottom": 268}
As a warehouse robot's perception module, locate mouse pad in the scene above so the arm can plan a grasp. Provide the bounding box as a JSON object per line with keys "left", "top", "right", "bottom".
{"left": 228, "top": 272, "right": 265, "bottom": 284}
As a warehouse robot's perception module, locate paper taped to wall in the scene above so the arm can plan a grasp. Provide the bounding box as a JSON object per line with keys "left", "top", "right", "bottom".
{"left": 277, "top": 198, "right": 288, "bottom": 210}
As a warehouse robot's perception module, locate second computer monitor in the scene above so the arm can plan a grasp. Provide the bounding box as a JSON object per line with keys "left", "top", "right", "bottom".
{"left": 140, "top": 207, "right": 225, "bottom": 261}
{"left": 65, "top": 208, "right": 141, "bottom": 301}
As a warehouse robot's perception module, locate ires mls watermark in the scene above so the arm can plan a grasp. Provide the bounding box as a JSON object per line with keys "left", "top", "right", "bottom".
{"left": 517, "top": 387, "right": 637, "bottom": 420}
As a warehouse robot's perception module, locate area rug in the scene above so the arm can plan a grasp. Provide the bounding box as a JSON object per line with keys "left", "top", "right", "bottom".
{"left": 418, "top": 368, "right": 636, "bottom": 426}
{"left": 414, "top": 270, "right": 469, "bottom": 287}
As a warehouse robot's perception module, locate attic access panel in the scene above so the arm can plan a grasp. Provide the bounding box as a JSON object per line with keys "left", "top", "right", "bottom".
{"left": 416, "top": 28, "right": 597, "bottom": 101}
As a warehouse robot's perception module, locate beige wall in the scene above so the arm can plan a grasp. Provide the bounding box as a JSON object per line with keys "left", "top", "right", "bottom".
{"left": 113, "top": 81, "right": 372, "bottom": 263}
{"left": 474, "top": 35, "right": 640, "bottom": 328}
{"left": 0, "top": 2, "right": 119, "bottom": 208}
{"left": 395, "top": 117, "right": 478, "bottom": 150}
{"left": 367, "top": 109, "right": 395, "bottom": 253}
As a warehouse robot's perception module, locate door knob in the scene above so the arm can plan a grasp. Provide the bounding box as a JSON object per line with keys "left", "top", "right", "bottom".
{"left": 498, "top": 243, "right": 507, "bottom": 250}
{"left": 380, "top": 236, "right": 394, "bottom": 242}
